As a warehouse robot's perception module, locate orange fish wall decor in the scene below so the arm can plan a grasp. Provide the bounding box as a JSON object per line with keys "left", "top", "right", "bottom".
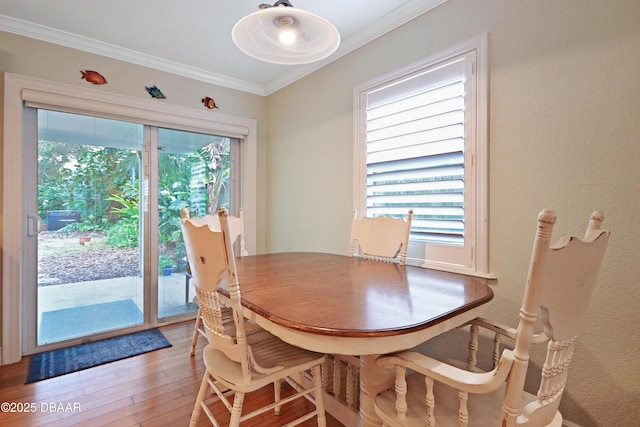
{"left": 201, "top": 97, "right": 219, "bottom": 109}
{"left": 80, "top": 70, "right": 107, "bottom": 85}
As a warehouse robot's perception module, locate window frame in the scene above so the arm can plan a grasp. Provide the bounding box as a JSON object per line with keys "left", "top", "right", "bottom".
{"left": 353, "top": 34, "right": 491, "bottom": 277}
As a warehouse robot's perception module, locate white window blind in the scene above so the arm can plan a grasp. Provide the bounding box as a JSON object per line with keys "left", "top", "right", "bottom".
{"left": 365, "top": 59, "right": 466, "bottom": 246}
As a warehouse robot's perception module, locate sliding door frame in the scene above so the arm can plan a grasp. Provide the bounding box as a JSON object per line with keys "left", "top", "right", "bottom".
{"left": 2, "top": 73, "right": 258, "bottom": 364}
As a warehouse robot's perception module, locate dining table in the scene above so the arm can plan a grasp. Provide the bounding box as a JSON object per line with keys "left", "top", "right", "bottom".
{"left": 219, "top": 252, "right": 493, "bottom": 427}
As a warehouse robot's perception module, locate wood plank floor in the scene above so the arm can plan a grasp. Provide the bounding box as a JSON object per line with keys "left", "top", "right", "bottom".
{"left": 0, "top": 321, "right": 346, "bottom": 427}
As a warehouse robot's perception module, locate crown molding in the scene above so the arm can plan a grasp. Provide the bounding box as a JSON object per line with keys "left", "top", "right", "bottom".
{"left": 0, "top": 14, "right": 267, "bottom": 96}
{"left": 0, "top": 0, "right": 448, "bottom": 97}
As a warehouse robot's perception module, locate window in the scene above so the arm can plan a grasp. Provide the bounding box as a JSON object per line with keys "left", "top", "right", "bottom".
{"left": 354, "top": 35, "right": 490, "bottom": 276}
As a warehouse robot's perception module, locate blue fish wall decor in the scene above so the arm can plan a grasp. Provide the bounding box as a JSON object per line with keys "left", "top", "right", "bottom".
{"left": 145, "top": 85, "right": 166, "bottom": 99}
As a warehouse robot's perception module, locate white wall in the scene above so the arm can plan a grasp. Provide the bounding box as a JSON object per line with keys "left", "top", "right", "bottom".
{"left": 265, "top": 1, "right": 640, "bottom": 425}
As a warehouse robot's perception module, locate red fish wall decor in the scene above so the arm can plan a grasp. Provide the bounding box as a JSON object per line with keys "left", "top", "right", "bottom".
{"left": 80, "top": 70, "right": 107, "bottom": 85}
{"left": 201, "top": 97, "right": 219, "bottom": 109}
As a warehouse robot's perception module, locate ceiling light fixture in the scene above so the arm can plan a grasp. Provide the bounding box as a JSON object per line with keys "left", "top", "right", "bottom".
{"left": 232, "top": 1, "right": 341, "bottom": 65}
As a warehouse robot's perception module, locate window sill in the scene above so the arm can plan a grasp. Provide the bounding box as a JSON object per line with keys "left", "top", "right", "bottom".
{"left": 406, "top": 258, "right": 496, "bottom": 280}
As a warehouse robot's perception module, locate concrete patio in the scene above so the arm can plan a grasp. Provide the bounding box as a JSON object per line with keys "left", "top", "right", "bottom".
{"left": 37, "top": 271, "right": 197, "bottom": 343}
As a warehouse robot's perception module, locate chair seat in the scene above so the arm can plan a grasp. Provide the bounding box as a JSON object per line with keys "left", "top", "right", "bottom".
{"left": 203, "top": 333, "right": 326, "bottom": 393}
{"left": 375, "top": 372, "right": 562, "bottom": 427}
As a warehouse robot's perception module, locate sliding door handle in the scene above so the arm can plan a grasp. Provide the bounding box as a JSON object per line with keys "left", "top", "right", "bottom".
{"left": 27, "top": 215, "right": 41, "bottom": 237}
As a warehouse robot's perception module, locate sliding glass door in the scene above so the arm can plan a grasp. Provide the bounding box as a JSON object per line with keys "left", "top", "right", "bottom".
{"left": 26, "top": 110, "right": 237, "bottom": 348}
{"left": 156, "top": 128, "right": 234, "bottom": 318}
{"left": 35, "top": 110, "right": 145, "bottom": 345}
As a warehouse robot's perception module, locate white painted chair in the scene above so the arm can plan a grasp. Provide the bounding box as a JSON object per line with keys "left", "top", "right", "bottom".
{"left": 184, "top": 207, "right": 247, "bottom": 255}
{"left": 349, "top": 209, "right": 414, "bottom": 265}
{"left": 322, "top": 209, "right": 414, "bottom": 425}
{"left": 183, "top": 208, "right": 327, "bottom": 427}
{"left": 187, "top": 208, "right": 249, "bottom": 356}
{"left": 374, "top": 210, "right": 611, "bottom": 427}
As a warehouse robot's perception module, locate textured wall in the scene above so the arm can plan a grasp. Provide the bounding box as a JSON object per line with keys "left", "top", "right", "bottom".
{"left": 1, "top": 1, "right": 639, "bottom": 424}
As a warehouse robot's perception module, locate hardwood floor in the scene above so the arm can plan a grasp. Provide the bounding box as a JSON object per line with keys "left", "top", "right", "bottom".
{"left": 0, "top": 322, "right": 345, "bottom": 427}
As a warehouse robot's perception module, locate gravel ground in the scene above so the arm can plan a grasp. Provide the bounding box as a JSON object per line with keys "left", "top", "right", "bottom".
{"left": 38, "top": 231, "right": 141, "bottom": 285}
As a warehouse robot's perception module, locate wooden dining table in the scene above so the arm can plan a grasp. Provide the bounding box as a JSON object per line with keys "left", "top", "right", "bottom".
{"left": 220, "top": 252, "right": 493, "bottom": 427}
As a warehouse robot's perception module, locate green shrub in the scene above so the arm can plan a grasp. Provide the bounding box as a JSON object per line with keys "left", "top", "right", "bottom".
{"left": 105, "top": 187, "right": 139, "bottom": 248}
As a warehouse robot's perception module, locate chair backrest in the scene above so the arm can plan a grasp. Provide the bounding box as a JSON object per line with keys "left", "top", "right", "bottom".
{"left": 183, "top": 207, "right": 248, "bottom": 256}
{"left": 506, "top": 210, "right": 610, "bottom": 426}
{"left": 180, "top": 207, "right": 253, "bottom": 379}
{"left": 349, "top": 209, "right": 413, "bottom": 265}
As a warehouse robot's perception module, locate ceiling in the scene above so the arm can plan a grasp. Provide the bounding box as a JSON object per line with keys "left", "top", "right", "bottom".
{"left": 0, "top": 0, "right": 446, "bottom": 96}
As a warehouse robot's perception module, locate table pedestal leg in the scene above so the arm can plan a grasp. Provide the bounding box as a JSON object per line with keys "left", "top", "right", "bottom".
{"left": 359, "top": 354, "right": 395, "bottom": 427}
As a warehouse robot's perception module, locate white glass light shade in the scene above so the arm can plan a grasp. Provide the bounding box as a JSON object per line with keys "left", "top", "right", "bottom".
{"left": 232, "top": 6, "right": 340, "bottom": 65}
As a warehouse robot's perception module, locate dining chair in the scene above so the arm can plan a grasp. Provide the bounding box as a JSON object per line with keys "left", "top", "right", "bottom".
{"left": 374, "top": 209, "right": 611, "bottom": 427}
{"left": 323, "top": 209, "right": 414, "bottom": 420}
{"left": 185, "top": 208, "right": 252, "bottom": 356}
{"left": 349, "top": 209, "right": 414, "bottom": 265}
{"left": 183, "top": 207, "right": 327, "bottom": 427}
